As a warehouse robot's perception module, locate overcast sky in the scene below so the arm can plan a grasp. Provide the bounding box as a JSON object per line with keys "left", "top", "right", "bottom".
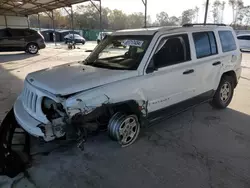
{"left": 81, "top": 0, "right": 250, "bottom": 24}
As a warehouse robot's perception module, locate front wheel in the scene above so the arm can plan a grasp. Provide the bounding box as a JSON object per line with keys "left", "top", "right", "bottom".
{"left": 210, "top": 76, "right": 234, "bottom": 109}
{"left": 26, "top": 43, "right": 38, "bottom": 54}
{"left": 108, "top": 113, "right": 140, "bottom": 147}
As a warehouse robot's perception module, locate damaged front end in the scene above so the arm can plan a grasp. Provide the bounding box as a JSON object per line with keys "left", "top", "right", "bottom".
{"left": 38, "top": 95, "right": 112, "bottom": 148}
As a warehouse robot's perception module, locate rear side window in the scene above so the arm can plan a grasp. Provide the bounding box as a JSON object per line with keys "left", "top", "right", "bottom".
{"left": 237, "top": 35, "right": 250, "bottom": 40}
{"left": 9, "top": 29, "right": 25, "bottom": 37}
{"left": 219, "top": 31, "right": 237, "bottom": 52}
{"left": 24, "top": 30, "right": 35, "bottom": 36}
{"left": 193, "top": 31, "right": 218, "bottom": 59}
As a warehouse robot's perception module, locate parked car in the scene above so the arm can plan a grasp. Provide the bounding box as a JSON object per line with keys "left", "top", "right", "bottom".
{"left": 237, "top": 34, "right": 250, "bottom": 50}
{"left": 64, "top": 34, "right": 85, "bottom": 44}
{"left": 0, "top": 28, "right": 46, "bottom": 54}
{"left": 12, "top": 24, "right": 242, "bottom": 148}
{"left": 97, "top": 31, "right": 112, "bottom": 44}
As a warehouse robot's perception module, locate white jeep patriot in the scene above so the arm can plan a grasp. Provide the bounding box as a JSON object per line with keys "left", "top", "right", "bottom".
{"left": 14, "top": 24, "right": 242, "bottom": 147}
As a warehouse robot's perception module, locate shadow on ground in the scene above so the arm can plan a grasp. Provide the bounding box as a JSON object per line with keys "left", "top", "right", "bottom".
{"left": 0, "top": 53, "right": 38, "bottom": 64}
{"left": 18, "top": 104, "right": 250, "bottom": 188}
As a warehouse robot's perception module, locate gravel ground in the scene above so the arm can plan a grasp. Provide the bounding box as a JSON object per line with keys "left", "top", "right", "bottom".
{"left": 1, "top": 44, "right": 250, "bottom": 188}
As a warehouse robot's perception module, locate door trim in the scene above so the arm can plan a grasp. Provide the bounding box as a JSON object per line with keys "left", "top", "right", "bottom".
{"left": 147, "top": 90, "right": 215, "bottom": 124}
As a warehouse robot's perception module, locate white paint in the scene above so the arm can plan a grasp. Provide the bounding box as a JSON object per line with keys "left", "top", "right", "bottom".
{"left": 14, "top": 25, "right": 242, "bottom": 140}
{"left": 26, "top": 63, "right": 139, "bottom": 96}
{"left": 237, "top": 34, "right": 250, "bottom": 50}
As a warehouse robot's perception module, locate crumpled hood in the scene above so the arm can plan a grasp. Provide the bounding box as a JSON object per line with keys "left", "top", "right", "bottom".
{"left": 26, "top": 62, "right": 138, "bottom": 96}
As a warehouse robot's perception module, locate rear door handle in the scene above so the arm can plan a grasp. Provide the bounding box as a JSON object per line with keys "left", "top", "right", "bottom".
{"left": 183, "top": 69, "right": 194, "bottom": 75}
{"left": 212, "top": 61, "right": 221, "bottom": 66}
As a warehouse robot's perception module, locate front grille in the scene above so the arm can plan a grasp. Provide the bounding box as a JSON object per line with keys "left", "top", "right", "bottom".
{"left": 22, "top": 87, "right": 38, "bottom": 113}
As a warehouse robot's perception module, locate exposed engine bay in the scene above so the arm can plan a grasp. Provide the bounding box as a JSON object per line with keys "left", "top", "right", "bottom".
{"left": 40, "top": 96, "right": 114, "bottom": 147}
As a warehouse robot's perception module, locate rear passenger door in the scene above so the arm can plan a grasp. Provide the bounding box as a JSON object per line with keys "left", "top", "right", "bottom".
{"left": 8, "top": 29, "right": 26, "bottom": 50}
{"left": 191, "top": 31, "right": 222, "bottom": 96}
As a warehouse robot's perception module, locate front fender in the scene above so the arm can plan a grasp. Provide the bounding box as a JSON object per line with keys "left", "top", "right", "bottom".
{"left": 65, "top": 94, "right": 110, "bottom": 117}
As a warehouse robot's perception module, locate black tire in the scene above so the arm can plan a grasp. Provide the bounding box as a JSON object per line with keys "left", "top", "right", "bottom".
{"left": 65, "top": 41, "right": 68, "bottom": 44}
{"left": 210, "top": 75, "right": 234, "bottom": 109}
{"left": 82, "top": 41, "right": 85, "bottom": 45}
{"left": 26, "top": 43, "right": 38, "bottom": 54}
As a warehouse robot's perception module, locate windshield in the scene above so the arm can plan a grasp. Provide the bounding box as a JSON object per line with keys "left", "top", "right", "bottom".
{"left": 85, "top": 35, "right": 152, "bottom": 70}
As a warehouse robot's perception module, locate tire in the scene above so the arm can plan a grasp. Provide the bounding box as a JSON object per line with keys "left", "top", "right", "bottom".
{"left": 82, "top": 41, "right": 85, "bottom": 45}
{"left": 108, "top": 112, "right": 140, "bottom": 147}
{"left": 26, "top": 43, "right": 38, "bottom": 54}
{"left": 210, "top": 75, "right": 234, "bottom": 109}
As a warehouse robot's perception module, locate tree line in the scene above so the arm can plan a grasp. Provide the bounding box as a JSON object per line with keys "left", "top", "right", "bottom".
{"left": 29, "top": 0, "right": 250, "bottom": 30}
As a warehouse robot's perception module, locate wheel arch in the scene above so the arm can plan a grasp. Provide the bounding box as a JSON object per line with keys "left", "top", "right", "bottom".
{"left": 26, "top": 42, "right": 39, "bottom": 49}
{"left": 221, "top": 70, "right": 237, "bottom": 88}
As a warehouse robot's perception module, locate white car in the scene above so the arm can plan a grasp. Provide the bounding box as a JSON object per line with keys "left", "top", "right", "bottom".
{"left": 13, "top": 24, "right": 242, "bottom": 147}
{"left": 237, "top": 34, "right": 250, "bottom": 50}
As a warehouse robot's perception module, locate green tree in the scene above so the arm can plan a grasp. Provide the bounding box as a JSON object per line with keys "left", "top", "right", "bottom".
{"left": 168, "top": 16, "right": 180, "bottom": 26}
{"left": 221, "top": 1, "right": 226, "bottom": 22}
{"left": 156, "top": 11, "right": 169, "bottom": 26}
{"left": 126, "top": 13, "right": 144, "bottom": 28}
{"left": 181, "top": 9, "right": 195, "bottom": 25}
{"left": 212, "top": 0, "right": 222, "bottom": 23}
{"left": 229, "top": 0, "right": 244, "bottom": 24}
{"left": 109, "top": 9, "right": 127, "bottom": 30}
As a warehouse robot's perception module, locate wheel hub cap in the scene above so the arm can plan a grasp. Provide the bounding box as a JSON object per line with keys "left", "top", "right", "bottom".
{"left": 29, "top": 45, "right": 37, "bottom": 53}
{"left": 220, "top": 82, "right": 231, "bottom": 102}
{"left": 119, "top": 117, "right": 138, "bottom": 145}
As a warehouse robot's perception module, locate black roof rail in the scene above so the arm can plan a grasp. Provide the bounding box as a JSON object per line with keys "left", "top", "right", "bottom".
{"left": 183, "top": 23, "right": 227, "bottom": 27}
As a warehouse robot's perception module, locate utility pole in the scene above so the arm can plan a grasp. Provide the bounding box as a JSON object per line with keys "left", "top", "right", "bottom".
{"left": 204, "top": 0, "right": 209, "bottom": 24}
{"left": 142, "top": 0, "right": 147, "bottom": 28}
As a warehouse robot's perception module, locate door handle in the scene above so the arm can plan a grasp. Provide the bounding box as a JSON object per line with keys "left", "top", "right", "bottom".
{"left": 212, "top": 61, "right": 221, "bottom": 66}
{"left": 183, "top": 69, "right": 194, "bottom": 75}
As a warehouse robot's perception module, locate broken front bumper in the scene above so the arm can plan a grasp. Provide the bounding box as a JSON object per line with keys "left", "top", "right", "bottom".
{"left": 13, "top": 97, "right": 44, "bottom": 138}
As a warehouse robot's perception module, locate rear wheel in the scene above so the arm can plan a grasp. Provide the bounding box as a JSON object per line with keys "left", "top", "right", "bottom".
{"left": 26, "top": 43, "right": 38, "bottom": 54}
{"left": 108, "top": 112, "right": 140, "bottom": 147}
{"left": 210, "top": 76, "right": 234, "bottom": 109}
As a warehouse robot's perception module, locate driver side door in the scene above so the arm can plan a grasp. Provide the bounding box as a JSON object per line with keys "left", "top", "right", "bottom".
{"left": 142, "top": 33, "right": 198, "bottom": 115}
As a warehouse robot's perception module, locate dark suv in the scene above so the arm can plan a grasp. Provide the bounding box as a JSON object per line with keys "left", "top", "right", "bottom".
{"left": 0, "top": 28, "right": 46, "bottom": 54}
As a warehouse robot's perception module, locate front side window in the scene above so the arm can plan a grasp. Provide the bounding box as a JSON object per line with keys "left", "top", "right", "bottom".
{"left": 219, "top": 31, "right": 237, "bottom": 52}
{"left": 151, "top": 34, "right": 191, "bottom": 69}
{"left": 193, "top": 31, "right": 218, "bottom": 59}
{"left": 85, "top": 35, "right": 152, "bottom": 70}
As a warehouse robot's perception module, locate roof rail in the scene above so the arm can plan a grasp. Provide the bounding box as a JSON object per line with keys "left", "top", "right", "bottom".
{"left": 183, "top": 23, "right": 227, "bottom": 27}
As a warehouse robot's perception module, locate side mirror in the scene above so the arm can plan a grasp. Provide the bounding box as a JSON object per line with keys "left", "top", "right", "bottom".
{"left": 146, "top": 58, "right": 157, "bottom": 74}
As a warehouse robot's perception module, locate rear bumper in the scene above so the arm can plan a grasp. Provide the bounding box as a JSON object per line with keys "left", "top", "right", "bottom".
{"left": 13, "top": 97, "right": 44, "bottom": 138}
{"left": 38, "top": 43, "right": 46, "bottom": 49}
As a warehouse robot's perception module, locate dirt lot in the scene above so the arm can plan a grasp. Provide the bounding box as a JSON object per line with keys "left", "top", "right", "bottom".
{"left": 1, "top": 43, "right": 250, "bottom": 188}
